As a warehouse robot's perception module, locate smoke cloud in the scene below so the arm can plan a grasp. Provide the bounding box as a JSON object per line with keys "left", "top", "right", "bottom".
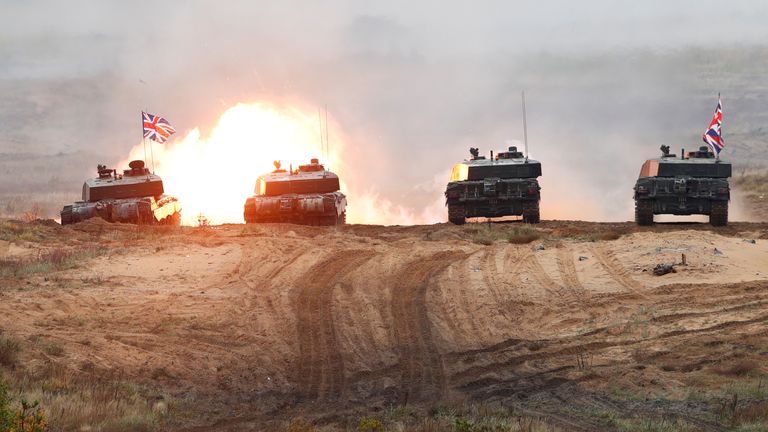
{"left": 2, "top": 1, "right": 768, "bottom": 223}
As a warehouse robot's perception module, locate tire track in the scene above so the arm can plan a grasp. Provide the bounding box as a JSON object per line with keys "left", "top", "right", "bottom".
{"left": 450, "top": 312, "right": 768, "bottom": 382}
{"left": 390, "top": 250, "right": 466, "bottom": 404}
{"left": 520, "top": 251, "right": 563, "bottom": 297}
{"left": 556, "top": 247, "right": 586, "bottom": 302}
{"left": 589, "top": 244, "right": 646, "bottom": 296}
{"left": 262, "top": 249, "right": 306, "bottom": 281}
{"left": 481, "top": 246, "right": 514, "bottom": 320}
{"left": 295, "top": 249, "right": 376, "bottom": 400}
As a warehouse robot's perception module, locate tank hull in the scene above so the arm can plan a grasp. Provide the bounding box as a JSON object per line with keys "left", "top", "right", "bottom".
{"left": 633, "top": 176, "right": 730, "bottom": 226}
{"left": 244, "top": 191, "right": 347, "bottom": 225}
{"left": 60, "top": 196, "right": 181, "bottom": 226}
{"left": 445, "top": 178, "right": 541, "bottom": 224}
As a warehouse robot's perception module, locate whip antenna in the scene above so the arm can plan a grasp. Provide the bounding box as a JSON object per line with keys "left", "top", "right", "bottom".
{"left": 522, "top": 90, "right": 529, "bottom": 163}
{"left": 325, "top": 104, "right": 330, "bottom": 164}
{"left": 317, "top": 108, "right": 325, "bottom": 158}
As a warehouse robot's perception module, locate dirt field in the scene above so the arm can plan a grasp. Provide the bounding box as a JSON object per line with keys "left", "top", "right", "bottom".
{"left": 1, "top": 219, "right": 768, "bottom": 431}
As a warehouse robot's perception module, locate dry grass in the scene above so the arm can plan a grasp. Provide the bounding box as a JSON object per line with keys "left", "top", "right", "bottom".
{"left": 506, "top": 226, "right": 542, "bottom": 244}
{"left": 470, "top": 225, "right": 542, "bottom": 245}
{"left": 0, "top": 245, "right": 109, "bottom": 278}
{"left": 4, "top": 363, "right": 165, "bottom": 432}
{"left": 0, "top": 335, "right": 21, "bottom": 367}
{"left": 711, "top": 360, "right": 760, "bottom": 377}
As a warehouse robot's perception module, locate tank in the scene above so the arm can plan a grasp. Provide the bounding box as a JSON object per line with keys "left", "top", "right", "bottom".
{"left": 243, "top": 158, "right": 347, "bottom": 225}
{"left": 445, "top": 147, "right": 542, "bottom": 225}
{"left": 60, "top": 160, "right": 181, "bottom": 225}
{"left": 633, "top": 145, "right": 731, "bottom": 226}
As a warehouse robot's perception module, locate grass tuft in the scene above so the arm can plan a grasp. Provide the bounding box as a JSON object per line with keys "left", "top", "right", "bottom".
{"left": 0, "top": 335, "right": 21, "bottom": 367}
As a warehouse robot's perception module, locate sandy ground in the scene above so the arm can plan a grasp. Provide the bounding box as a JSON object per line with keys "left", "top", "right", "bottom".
{"left": 1, "top": 219, "right": 767, "bottom": 430}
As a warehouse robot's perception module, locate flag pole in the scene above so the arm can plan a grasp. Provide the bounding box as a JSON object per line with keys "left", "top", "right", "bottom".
{"left": 325, "top": 104, "right": 330, "bottom": 165}
{"left": 142, "top": 111, "right": 148, "bottom": 166}
{"left": 146, "top": 108, "right": 156, "bottom": 174}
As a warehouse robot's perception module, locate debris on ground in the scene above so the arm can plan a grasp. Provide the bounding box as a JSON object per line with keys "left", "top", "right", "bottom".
{"left": 743, "top": 239, "right": 756, "bottom": 244}
{"left": 653, "top": 263, "right": 677, "bottom": 276}
{"left": 578, "top": 256, "right": 588, "bottom": 261}
{"left": 534, "top": 243, "right": 546, "bottom": 251}
{"left": 713, "top": 248, "right": 723, "bottom": 255}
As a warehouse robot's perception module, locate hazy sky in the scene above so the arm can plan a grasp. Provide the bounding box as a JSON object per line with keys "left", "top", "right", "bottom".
{"left": 2, "top": 1, "right": 768, "bottom": 221}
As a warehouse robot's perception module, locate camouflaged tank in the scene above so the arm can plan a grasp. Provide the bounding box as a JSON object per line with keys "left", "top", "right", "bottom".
{"left": 445, "top": 147, "right": 541, "bottom": 224}
{"left": 634, "top": 145, "right": 731, "bottom": 226}
{"left": 60, "top": 160, "right": 181, "bottom": 225}
{"left": 243, "top": 158, "right": 347, "bottom": 225}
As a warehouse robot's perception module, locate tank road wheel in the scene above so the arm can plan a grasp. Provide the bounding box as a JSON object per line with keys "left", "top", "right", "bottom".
{"left": 448, "top": 204, "right": 466, "bottom": 225}
{"left": 522, "top": 201, "right": 540, "bottom": 224}
{"left": 710, "top": 201, "right": 728, "bottom": 227}
{"left": 635, "top": 200, "right": 654, "bottom": 226}
{"left": 60, "top": 206, "right": 73, "bottom": 225}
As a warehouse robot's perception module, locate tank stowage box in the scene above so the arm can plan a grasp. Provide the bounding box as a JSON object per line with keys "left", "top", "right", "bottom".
{"left": 633, "top": 145, "right": 731, "bottom": 226}
{"left": 243, "top": 158, "right": 347, "bottom": 225}
{"left": 445, "top": 147, "right": 541, "bottom": 224}
{"left": 60, "top": 160, "right": 181, "bottom": 225}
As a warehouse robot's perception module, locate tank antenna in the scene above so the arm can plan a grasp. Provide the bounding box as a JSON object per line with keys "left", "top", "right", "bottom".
{"left": 522, "top": 90, "right": 529, "bottom": 163}
{"left": 325, "top": 104, "right": 330, "bottom": 167}
{"left": 318, "top": 108, "right": 325, "bottom": 159}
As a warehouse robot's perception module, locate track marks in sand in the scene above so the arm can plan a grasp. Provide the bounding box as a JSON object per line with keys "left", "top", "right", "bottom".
{"left": 589, "top": 244, "right": 645, "bottom": 296}
{"left": 520, "top": 251, "right": 563, "bottom": 297}
{"left": 556, "top": 247, "right": 586, "bottom": 302}
{"left": 391, "top": 250, "right": 466, "bottom": 403}
{"left": 481, "top": 247, "right": 516, "bottom": 320}
{"left": 295, "top": 250, "right": 376, "bottom": 400}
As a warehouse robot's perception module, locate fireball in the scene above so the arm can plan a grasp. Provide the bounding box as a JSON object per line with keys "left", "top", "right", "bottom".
{"left": 123, "top": 102, "right": 343, "bottom": 225}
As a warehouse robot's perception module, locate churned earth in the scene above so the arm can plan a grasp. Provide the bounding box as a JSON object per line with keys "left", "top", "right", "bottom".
{"left": 1, "top": 219, "right": 767, "bottom": 431}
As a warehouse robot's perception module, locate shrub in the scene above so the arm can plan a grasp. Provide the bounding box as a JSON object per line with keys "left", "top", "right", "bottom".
{"left": 0, "top": 379, "right": 48, "bottom": 432}
{"left": 0, "top": 378, "right": 12, "bottom": 431}
{"left": 287, "top": 417, "right": 316, "bottom": 432}
{"left": 507, "top": 226, "right": 541, "bottom": 244}
{"left": 359, "top": 417, "right": 384, "bottom": 432}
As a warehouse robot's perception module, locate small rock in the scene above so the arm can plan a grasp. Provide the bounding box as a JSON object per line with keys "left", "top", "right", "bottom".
{"left": 534, "top": 243, "right": 546, "bottom": 251}
{"left": 713, "top": 248, "right": 723, "bottom": 255}
{"left": 653, "top": 263, "right": 676, "bottom": 276}
{"left": 578, "top": 256, "right": 588, "bottom": 261}
{"left": 744, "top": 239, "right": 756, "bottom": 244}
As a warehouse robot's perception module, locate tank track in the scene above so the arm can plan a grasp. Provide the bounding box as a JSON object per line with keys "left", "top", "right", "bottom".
{"left": 710, "top": 201, "right": 728, "bottom": 226}
{"left": 60, "top": 205, "right": 73, "bottom": 225}
{"left": 522, "top": 201, "right": 540, "bottom": 224}
{"left": 634, "top": 200, "right": 654, "bottom": 226}
{"left": 447, "top": 204, "right": 466, "bottom": 225}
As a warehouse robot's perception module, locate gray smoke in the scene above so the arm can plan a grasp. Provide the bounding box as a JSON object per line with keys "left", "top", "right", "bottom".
{"left": 2, "top": 0, "right": 768, "bottom": 221}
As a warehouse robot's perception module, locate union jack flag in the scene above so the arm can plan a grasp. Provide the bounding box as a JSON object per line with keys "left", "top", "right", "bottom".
{"left": 702, "top": 96, "right": 724, "bottom": 155}
{"left": 142, "top": 111, "right": 176, "bottom": 143}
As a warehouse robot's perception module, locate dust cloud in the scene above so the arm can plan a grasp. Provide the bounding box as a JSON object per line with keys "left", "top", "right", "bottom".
{"left": 2, "top": 1, "right": 768, "bottom": 223}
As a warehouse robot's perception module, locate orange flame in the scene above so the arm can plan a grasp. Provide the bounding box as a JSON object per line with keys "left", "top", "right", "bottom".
{"left": 122, "top": 102, "right": 343, "bottom": 225}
